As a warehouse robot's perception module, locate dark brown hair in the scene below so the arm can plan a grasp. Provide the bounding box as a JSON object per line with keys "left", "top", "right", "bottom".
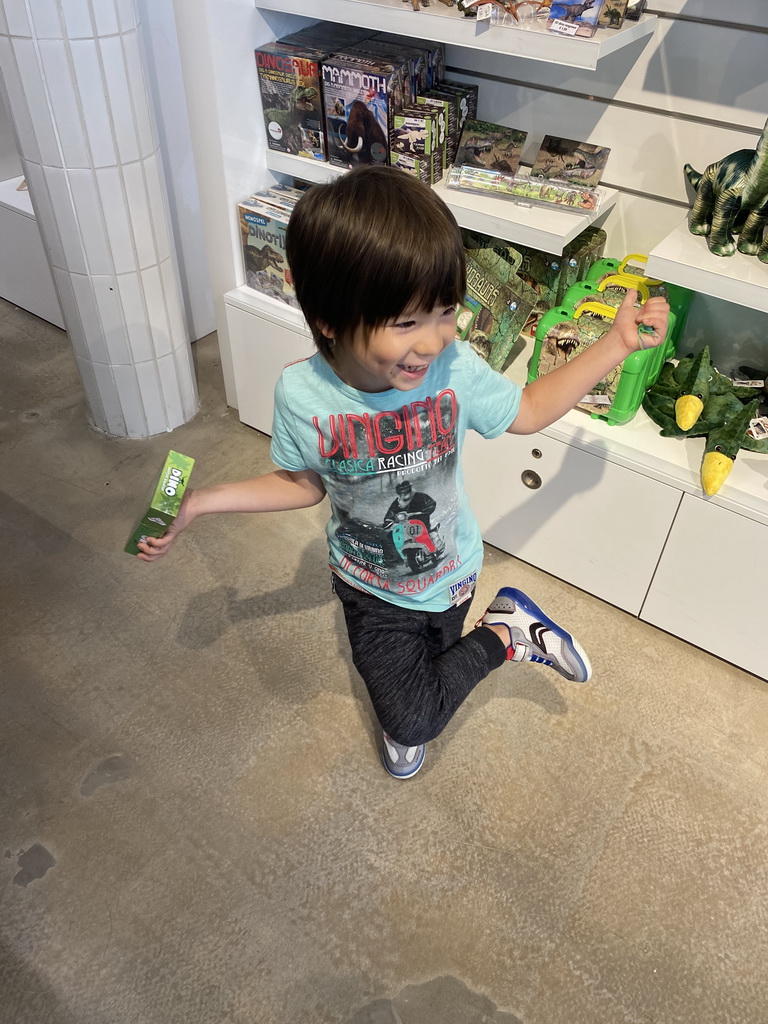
{"left": 286, "top": 165, "right": 466, "bottom": 360}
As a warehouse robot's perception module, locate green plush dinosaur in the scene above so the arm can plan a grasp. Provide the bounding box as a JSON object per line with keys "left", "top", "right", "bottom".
{"left": 642, "top": 348, "right": 768, "bottom": 494}
{"left": 684, "top": 117, "right": 768, "bottom": 259}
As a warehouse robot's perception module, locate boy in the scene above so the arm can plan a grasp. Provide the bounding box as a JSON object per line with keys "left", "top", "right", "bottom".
{"left": 138, "top": 165, "right": 668, "bottom": 780}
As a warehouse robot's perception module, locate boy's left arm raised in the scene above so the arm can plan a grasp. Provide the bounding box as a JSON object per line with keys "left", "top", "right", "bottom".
{"left": 508, "top": 289, "right": 670, "bottom": 436}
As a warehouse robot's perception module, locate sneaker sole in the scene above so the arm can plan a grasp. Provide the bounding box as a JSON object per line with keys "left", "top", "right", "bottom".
{"left": 381, "top": 747, "right": 426, "bottom": 779}
{"left": 497, "top": 587, "right": 592, "bottom": 683}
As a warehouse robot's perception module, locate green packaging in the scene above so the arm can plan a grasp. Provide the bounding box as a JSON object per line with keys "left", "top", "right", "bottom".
{"left": 124, "top": 450, "right": 195, "bottom": 555}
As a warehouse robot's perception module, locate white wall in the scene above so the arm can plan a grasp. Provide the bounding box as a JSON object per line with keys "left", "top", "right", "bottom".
{"left": 136, "top": 0, "right": 215, "bottom": 341}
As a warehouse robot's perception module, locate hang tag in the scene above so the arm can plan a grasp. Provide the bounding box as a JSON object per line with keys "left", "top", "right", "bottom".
{"left": 549, "top": 18, "right": 580, "bottom": 35}
{"left": 475, "top": 4, "right": 494, "bottom": 20}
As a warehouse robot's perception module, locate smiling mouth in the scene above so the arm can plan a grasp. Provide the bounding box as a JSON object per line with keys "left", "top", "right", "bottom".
{"left": 398, "top": 363, "right": 428, "bottom": 374}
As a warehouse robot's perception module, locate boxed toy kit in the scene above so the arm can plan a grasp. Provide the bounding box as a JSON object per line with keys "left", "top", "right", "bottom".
{"left": 390, "top": 106, "right": 441, "bottom": 183}
{"left": 125, "top": 451, "right": 195, "bottom": 556}
{"left": 372, "top": 32, "right": 446, "bottom": 89}
{"left": 255, "top": 41, "right": 327, "bottom": 161}
{"left": 322, "top": 51, "right": 408, "bottom": 168}
{"left": 238, "top": 198, "right": 296, "bottom": 307}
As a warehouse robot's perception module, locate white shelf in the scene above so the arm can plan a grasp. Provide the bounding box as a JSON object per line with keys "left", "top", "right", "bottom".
{"left": 266, "top": 151, "right": 616, "bottom": 254}
{"left": 646, "top": 215, "right": 768, "bottom": 314}
{"left": 225, "top": 283, "right": 310, "bottom": 333}
{"left": 254, "top": 0, "right": 657, "bottom": 70}
{"left": 0, "top": 175, "right": 34, "bottom": 218}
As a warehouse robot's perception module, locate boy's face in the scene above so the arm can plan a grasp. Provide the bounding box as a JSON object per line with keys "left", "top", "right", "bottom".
{"left": 330, "top": 305, "right": 457, "bottom": 393}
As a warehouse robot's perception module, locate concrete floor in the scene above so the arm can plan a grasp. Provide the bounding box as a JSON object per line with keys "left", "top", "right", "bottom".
{"left": 2, "top": 295, "right": 767, "bottom": 1024}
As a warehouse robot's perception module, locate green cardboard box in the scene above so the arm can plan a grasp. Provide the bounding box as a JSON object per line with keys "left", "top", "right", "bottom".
{"left": 125, "top": 450, "right": 195, "bottom": 555}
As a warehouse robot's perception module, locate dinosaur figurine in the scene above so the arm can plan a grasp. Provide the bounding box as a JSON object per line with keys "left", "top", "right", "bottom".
{"left": 684, "top": 117, "right": 768, "bottom": 259}
{"left": 642, "top": 348, "right": 768, "bottom": 494}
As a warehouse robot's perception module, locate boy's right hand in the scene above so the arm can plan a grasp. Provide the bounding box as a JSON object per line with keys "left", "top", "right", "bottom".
{"left": 136, "top": 490, "right": 196, "bottom": 562}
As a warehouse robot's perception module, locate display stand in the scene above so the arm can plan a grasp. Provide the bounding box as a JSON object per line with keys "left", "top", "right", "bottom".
{"left": 0, "top": 174, "right": 64, "bottom": 328}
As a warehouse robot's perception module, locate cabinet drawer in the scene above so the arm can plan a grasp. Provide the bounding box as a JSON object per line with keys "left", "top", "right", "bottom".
{"left": 463, "top": 428, "right": 681, "bottom": 614}
{"left": 641, "top": 494, "right": 768, "bottom": 681}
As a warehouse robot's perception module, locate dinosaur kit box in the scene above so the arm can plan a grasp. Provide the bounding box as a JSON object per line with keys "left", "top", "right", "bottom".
{"left": 321, "top": 51, "right": 409, "bottom": 168}
{"left": 125, "top": 450, "right": 195, "bottom": 556}
{"left": 255, "top": 41, "right": 327, "bottom": 161}
{"left": 238, "top": 197, "right": 297, "bottom": 307}
{"left": 390, "top": 106, "right": 442, "bottom": 184}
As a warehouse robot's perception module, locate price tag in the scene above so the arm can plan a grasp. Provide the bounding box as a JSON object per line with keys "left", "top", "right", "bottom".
{"left": 549, "top": 18, "right": 580, "bottom": 35}
{"left": 475, "top": 4, "right": 494, "bottom": 20}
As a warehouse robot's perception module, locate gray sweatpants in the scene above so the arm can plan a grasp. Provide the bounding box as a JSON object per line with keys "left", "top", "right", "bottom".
{"left": 333, "top": 575, "right": 507, "bottom": 746}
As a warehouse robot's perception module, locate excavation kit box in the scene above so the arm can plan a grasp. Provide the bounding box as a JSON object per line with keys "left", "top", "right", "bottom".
{"left": 255, "top": 41, "right": 327, "bottom": 161}
{"left": 238, "top": 197, "right": 295, "bottom": 306}
{"left": 322, "top": 51, "right": 408, "bottom": 168}
{"left": 125, "top": 450, "right": 195, "bottom": 556}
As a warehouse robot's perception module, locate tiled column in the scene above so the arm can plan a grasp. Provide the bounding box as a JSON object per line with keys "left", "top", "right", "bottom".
{"left": 0, "top": 0, "right": 198, "bottom": 437}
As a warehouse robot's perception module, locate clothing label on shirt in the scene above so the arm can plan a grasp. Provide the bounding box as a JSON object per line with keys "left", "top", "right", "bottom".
{"left": 449, "top": 571, "right": 478, "bottom": 607}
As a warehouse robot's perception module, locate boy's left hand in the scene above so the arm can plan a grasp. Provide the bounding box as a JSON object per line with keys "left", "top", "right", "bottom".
{"left": 612, "top": 288, "right": 670, "bottom": 356}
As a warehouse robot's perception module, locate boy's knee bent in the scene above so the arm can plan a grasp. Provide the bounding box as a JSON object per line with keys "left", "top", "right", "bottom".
{"left": 379, "top": 713, "right": 442, "bottom": 747}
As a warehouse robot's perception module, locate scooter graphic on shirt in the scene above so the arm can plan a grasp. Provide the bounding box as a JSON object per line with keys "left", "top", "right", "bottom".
{"left": 388, "top": 514, "right": 445, "bottom": 575}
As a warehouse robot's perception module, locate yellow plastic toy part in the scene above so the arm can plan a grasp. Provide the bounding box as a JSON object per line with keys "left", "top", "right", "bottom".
{"left": 572, "top": 300, "right": 617, "bottom": 320}
{"left": 598, "top": 274, "right": 650, "bottom": 303}
{"left": 618, "top": 252, "right": 664, "bottom": 287}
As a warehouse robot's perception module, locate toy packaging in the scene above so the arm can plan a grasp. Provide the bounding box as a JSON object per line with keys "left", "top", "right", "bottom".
{"left": 372, "top": 32, "right": 446, "bottom": 89}
{"left": 249, "top": 184, "right": 305, "bottom": 212}
{"left": 353, "top": 37, "right": 426, "bottom": 99}
{"left": 238, "top": 198, "right": 296, "bottom": 307}
{"left": 464, "top": 248, "right": 537, "bottom": 373}
{"left": 446, "top": 165, "right": 602, "bottom": 211}
{"left": 548, "top": 0, "right": 607, "bottom": 37}
{"left": 255, "top": 42, "right": 327, "bottom": 161}
{"left": 279, "top": 22, "right": 371, "bottom": 50}
{"left": 436, "top": 81, "right": 479, "bottom": 156}
{"left": 322, "top": 51, "right": 407, "bottom": 168}
{"left": 422, "top": 88, "right": 465, "bottom": 165}
{"left": 530, "top": 136, "right": 611, "bottom": 189}
{"left": 598, "top": 0, "right": 629, "bottom": 28}
{"left": 454, "top": 120, "right": 528, "bottom": 176}
{"left": 530, "top": 298, "right": 676, "bottom": 425}
{"left": 390, "top": 106, "right": 441, "bottom": 183}
{"left": 125, "top": 450, "right": 195, "bottom": 556}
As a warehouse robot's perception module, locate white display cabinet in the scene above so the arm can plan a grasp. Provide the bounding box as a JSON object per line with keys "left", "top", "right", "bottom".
{"left": 0, "top": 93, "right": 63, "bottom": 327}
{"left": 178, "top": 0, "right": 768, "bottom": 682}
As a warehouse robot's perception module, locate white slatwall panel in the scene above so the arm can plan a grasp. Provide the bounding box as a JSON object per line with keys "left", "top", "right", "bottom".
{"left": 651, "top": 0, "right": 768, "bottom": 26}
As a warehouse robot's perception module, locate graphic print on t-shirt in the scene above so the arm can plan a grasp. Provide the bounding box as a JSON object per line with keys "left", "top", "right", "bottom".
{"left": 313, "top": 388, "right": 461, "bottom": 597}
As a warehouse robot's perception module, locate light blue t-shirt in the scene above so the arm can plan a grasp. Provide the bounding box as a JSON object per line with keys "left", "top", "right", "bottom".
{"left": 270, "top": 340, "right": 521, "bottom": 612}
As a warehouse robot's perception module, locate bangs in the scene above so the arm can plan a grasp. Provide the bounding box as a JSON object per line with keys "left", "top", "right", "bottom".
{"left": 356, "top": 220, "right": 467, "bottom": 334}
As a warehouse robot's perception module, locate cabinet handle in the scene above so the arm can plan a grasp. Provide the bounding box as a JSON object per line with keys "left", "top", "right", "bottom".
{"left": 521, "top": 469, "right": 542, "bottom": 489}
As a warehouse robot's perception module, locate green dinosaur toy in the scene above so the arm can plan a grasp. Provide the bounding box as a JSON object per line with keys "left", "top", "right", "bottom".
{"left": 684, "top": 117, "right": 768, "bottom": 259}
{"left": 642, "top": 349, "right": 768, "bottom": 494}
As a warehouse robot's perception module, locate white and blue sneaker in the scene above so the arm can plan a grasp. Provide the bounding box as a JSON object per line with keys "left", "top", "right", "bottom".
{"left": 382, "top": 733, "right": 426, "bottom": 779}
{"left": 479, "top": 587, "right": 592, "bottom": 683}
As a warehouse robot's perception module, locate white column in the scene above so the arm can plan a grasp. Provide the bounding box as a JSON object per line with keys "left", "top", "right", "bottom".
{"left": 0, "top": 0, "right": 198, "bottom": 438}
